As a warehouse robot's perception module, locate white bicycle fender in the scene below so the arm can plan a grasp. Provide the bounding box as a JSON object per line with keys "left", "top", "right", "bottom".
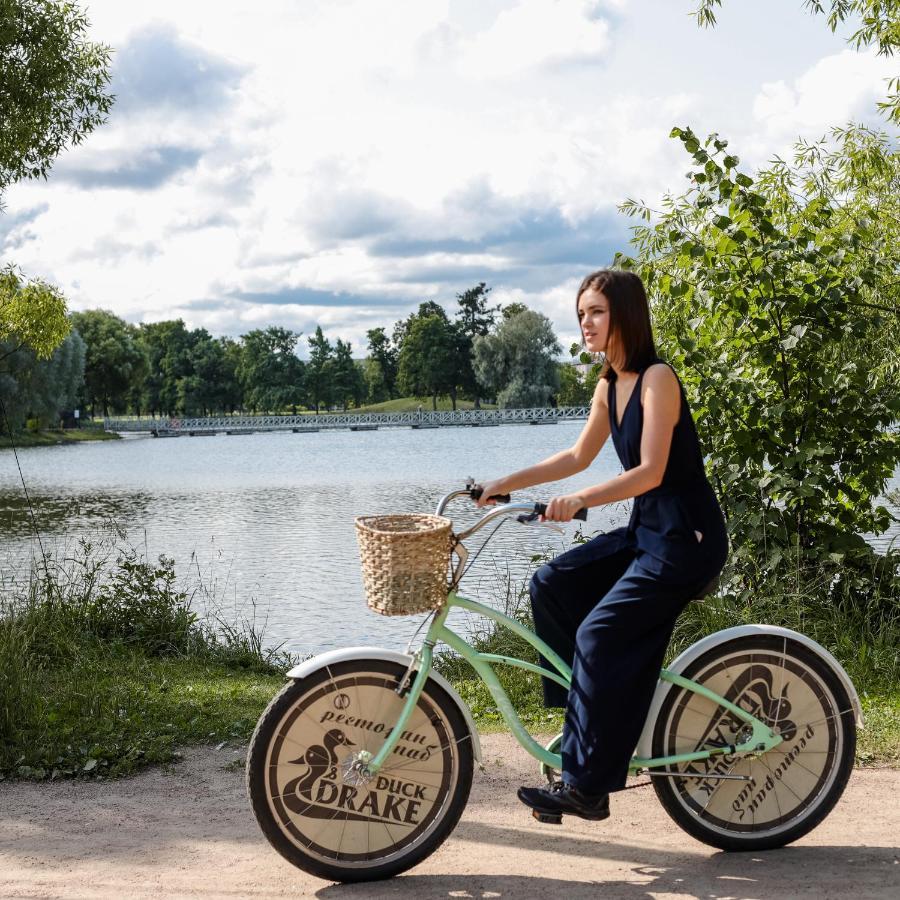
{"left": 287, "top": 646, "right": 483, "bottom": 763}
{"left": 633, "top": 625, "right": 864, "bottom": 760}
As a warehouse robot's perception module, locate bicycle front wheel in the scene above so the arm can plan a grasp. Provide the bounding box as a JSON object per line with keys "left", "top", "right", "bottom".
{"left": 651, "top": 633, "right": 855, "bottom": 852}
{"left": 246, "top": 658, "right": 474, "bottom": 882}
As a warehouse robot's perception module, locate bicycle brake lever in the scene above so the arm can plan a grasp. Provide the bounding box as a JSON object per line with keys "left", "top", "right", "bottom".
{"left": 515, "top": 512, "right": 564, "bottom": 533}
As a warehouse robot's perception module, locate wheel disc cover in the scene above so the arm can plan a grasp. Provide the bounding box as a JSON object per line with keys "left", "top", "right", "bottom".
{"left": 264, "top": 672, "right": 457, "bottom": 866}
{"left": 664, "top": 649, "right": 840, "bottom": 837}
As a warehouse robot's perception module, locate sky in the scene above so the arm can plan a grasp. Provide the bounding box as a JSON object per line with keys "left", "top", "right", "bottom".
{"left": 2, "top": 0, "right": 896, "bottom": 356}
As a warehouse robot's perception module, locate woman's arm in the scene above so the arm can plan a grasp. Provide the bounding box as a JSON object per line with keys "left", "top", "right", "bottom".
{"left": 543, "top": 364, "right": 681, "bottom": 520}
{"left": 476, "top": 376, "right": 611, "bottom": 504}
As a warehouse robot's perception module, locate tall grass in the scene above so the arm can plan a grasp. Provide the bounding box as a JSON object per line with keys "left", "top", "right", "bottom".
{"left": 0, "top": 531, "right": 293, "bottom": 779}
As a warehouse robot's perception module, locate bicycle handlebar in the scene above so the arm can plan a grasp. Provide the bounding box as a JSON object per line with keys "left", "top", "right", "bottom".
{"left": 468, "top": 485, "right": 512, "bottom": 504}
{"left": 436, "top": 483, "right": 588, "bottom": 542}
{"left": 533, "top": 502, "right": 588, "bottom": 522}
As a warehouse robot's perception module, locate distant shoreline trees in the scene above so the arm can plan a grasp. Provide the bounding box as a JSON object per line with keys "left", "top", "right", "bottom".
{"left": 3, "top": 284, "right": 582, "bottom": 428}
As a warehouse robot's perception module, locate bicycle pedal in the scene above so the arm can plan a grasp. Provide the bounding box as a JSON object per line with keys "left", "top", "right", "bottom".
{"left": 532, "top": 810, "right": 562, "bottom": 825}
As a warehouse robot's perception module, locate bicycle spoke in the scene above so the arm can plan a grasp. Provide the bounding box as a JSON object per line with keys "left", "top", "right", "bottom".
{"left": 697, "top": 757, "right": 743, "bottom": 814}
{"left": 332, "top": 808, "right": 350, "bottom": 860}
{"left": 375, "top": 755, "right": 449, "bottom": 778}
{"left": 375, "top": 734, "right": 466, "bottom": 777}
{"left": 758, "top": 755, "right": 785, "bottom": 820}
{"left": 351, "top": 673, "right": 365, "bottom": 755}
{"left": 368, "top": 676, "right": 392, "bottom": 757}
{"left": 766, "top": 750, "right": 829, "bottom": 785}
{"left": 776, "top": 706, "right": 852, "bottom": 733}
{"left": 379, "top": 815, "right": 402, "bottom": 852}
{"left": 292, "top": 803, "right": 348, "bottom": 849}
{"left": 767, "top": 747, "right": 830, "bottom": 754}
{"left": 271, "top": 701, "right": 337, "bottom": 752}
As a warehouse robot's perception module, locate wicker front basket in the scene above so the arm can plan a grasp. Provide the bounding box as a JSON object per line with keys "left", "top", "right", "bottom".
{"left": 355, "top": 514, "right": 453, "bottom": 616}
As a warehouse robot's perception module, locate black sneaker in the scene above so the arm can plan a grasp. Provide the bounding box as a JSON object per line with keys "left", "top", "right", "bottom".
{"left": 517, "top": 780, "right": 610, "bottom": 824}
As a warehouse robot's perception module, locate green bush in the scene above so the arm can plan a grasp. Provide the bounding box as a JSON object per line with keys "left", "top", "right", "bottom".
{"left": 0, "top": 532, "right": 294, "bottom": 778}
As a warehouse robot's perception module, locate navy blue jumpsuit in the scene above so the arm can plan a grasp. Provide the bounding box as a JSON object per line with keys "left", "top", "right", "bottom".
{"left": 529, "top": 357, "right": 729, "bottom": 795}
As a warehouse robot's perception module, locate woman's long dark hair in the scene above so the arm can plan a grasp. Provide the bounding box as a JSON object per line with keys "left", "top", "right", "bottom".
{"left": 576, "top": 269, "right": 657, "bottom": 382}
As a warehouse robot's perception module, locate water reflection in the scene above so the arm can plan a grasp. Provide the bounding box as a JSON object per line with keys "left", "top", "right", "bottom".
{"left": 0, "top": 491, "right": 155, "bottom": 538}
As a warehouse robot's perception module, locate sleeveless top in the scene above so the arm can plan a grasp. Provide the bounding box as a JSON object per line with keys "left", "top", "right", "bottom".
{"left": 608, "top": 357, "right": 728, "bottom": 578}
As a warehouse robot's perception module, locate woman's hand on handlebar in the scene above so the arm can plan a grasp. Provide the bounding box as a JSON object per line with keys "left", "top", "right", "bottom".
{"left": 473, "top": 479, "right": 509, "bottom": 507}
{"left": 542, "top": 494, "right": 587, "bottom": 522}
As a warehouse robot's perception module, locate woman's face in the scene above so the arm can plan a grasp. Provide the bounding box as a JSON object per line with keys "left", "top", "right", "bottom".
{"left": 578, "top": 288, "right": 614, "bottom": 357}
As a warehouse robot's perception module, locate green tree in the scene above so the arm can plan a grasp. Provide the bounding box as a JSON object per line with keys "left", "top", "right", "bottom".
{"left": 501, "top": 301, "right": 529, "bottom": 321}
{"left": 692, "top": 0, "right": 900, "bottom": 124}
{"left": 238, "top": 327, "right": 305, "bottom": 413}
{"left": 0, "top": 328, "right": 84, "bottom": 429}
{"left": 219, "top": 336, "right": 243, "bottom": 413}
{"left": 0, "top": 0, "right": 113, "bottom": 202}
{"left": 396, "top": 301, "right": 474, "bottom": 410}
{"left": 136, "top": 320, "right": 192, "bottom": 417}
{"left": 473, "top": 308, "right": 561, "bottom": 408}
{"left": 0, "top": 266, "right": 69, "bottom": 360}
{"left": 392, "top": 300, "right": 448, "bottom": 353}
{"left": 556, "top": 362, "right": 593, "bottom": 406}
{"left": 331, "top": 339, "right": 365, "bottom": 409}
{"left": 70, "top": 310, "right": 148, "bottom": 417}
{"left": 175, "top": 330, "right": 235, "bottom": 416}
{"left": 397, "top": 314, "right": 457, "bottom": 410}
{"left": 305, "top": 326, "right": 333, "bottom": 413}
{"left": 364, "top": 327, "right": 397, "bottom": 402}
{"left": 455, "top": 282, "right": 498, "bottom": 338}
{"left": 363, "top": 357, "right": 389, "bottom": 404}
{"left": 619, "top": 124, "right": 900, "bottom": 601}
{"left": 455, "top": 282, "right": 498, "bottom": 409}
{"left": 136, "top": 323, "right": 243, "bottom": 417}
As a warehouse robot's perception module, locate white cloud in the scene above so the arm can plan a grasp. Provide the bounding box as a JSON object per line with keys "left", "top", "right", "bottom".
{"left": 457, "top": 0, "right": 611, "bottom": 79}
{"left": 750, "top": 48, "right": 895, "bottom": 151}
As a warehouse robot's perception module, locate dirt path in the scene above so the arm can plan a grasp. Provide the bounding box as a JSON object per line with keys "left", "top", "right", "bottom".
{"left": 1, "top": 735, "right": 897, "bottom": 900}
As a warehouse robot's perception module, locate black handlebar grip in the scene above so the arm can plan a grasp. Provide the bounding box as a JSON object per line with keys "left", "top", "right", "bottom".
{"left": 469, "top": 486, "right": 511, "bottom": 503}
{"left": 534, "top": 502, "right": 588, "bottom": 521}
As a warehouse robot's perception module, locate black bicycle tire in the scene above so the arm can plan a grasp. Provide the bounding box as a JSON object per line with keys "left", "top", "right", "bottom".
{"left": 246, "top": 659, "right": 474, "bottom": 882}
{"left": 651, "top": 633, "right": 855, "bottom": 852}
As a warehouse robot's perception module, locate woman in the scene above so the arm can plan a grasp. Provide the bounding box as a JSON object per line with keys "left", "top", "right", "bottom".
{"left": 475, "top": 269, "right": 728, "bottom": 822}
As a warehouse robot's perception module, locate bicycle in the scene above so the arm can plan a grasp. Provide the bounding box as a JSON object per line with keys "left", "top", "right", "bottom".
{"left": 246, "top": 483, "right": 862, "bottom": 883}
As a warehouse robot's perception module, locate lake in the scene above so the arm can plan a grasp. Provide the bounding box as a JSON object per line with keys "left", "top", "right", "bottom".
{"left": 1, "top": 424, "right": 897, "bottom": 656}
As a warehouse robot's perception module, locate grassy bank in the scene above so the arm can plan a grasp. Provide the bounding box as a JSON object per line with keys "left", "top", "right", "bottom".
{"left": 0, "top": 537, "right": 290, "bottom": 779}
{"left": 0, "top": 428, "right": 119, "bottom": 449}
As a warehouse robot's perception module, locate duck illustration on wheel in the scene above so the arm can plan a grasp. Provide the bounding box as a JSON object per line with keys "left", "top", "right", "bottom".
{"left": 282, "top": 729, "right": 355, "bottom": 811}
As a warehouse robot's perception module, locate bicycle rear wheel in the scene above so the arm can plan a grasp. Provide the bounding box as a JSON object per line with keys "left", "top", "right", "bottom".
{"left": 651, "top": 633, "right": 855, "bottom": 851}
{"left": 246, "top": 659, "right": 474, "bottom": 882}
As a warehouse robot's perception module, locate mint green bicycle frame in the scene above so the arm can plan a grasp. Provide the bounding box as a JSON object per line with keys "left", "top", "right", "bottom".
{"left": 361, "top": 590, "right": 783, "bottom": 777}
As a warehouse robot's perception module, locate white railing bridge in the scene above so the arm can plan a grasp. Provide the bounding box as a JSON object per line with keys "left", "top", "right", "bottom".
{"left": 104, "top": 407, "right": 592, "bottom": 436}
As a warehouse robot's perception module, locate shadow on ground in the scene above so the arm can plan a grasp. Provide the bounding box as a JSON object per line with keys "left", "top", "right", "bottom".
{"left": 317, "top": 839, "right": 900, "bottom": 899}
